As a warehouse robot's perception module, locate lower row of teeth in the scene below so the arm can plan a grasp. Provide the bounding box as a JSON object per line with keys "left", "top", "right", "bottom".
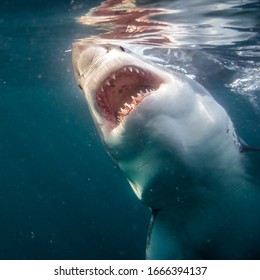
{"left": 116, "top": 88, "right": 155, "bottom": 123}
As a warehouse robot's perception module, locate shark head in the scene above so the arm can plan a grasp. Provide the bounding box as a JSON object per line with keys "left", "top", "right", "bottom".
{"left": 73, "top": 42, "right": 243, "bottom": 208}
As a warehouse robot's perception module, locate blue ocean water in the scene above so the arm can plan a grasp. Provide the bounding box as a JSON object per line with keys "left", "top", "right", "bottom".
{"left": 0, "top": 0, "right": 259, "bottom": 260}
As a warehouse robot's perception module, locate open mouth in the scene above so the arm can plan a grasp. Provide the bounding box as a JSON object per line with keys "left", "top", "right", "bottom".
{"left": 96, "top": 65, "right": 162, "bottom": 127}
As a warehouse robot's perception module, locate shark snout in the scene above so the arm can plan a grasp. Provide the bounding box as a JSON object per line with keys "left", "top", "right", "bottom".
{"left": 72, "top": 42, "right": 88, "bottom": 61}
{"left": 72, "top": 41, "right": 130, "bottom": 90}
{"left": 72, "top": 41, "right": 110, "bottom": 78}
{"left": 72, "top": 41, "right": 100, "bottom": 87}
{"left": 72, "top": 41, "right": 95, "bottom": 69}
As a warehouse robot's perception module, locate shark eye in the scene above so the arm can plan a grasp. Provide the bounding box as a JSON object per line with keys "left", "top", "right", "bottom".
{"left": 120, "top": 46, "right": 125, "bottom": 52}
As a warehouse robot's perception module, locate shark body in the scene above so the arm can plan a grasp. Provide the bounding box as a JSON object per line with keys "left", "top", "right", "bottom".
{"left": 72, "top": 42, "right": 260, "bottom": 259}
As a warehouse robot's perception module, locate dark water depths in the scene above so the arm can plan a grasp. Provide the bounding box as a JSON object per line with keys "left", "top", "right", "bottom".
{"left": 0, "top": 0, "right": 259, "bottom": 259}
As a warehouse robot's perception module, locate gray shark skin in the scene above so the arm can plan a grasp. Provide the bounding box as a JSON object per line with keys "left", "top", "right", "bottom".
{"left": 72, "top": 42, "right": 260, "bottom": 259}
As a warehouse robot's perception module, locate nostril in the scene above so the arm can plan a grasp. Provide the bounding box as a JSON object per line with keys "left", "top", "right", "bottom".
{"left": 120, "top": 46, "right": 125, "bottom": 52}
{"left": 104, "top": 45, "right": 112, "bottom": 53}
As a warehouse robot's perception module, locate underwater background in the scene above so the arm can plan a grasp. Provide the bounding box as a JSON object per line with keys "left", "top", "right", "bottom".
{"left": 1, "top": 0, "right": 150, "bottom": 259}
{"left": 0, "top": 0, "right": 259, "bottom": 259}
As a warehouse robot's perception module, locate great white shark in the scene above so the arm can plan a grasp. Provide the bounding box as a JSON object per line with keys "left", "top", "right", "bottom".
{"left": 72, "top": 41, "right": 260, "bottom": 259}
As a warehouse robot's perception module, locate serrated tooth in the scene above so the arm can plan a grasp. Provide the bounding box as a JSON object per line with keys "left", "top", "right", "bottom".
{"left": 111, "top": 73, "right": 116, "bottom": 80}
{"left": 128, "top": 67, "right": 133, "bottom": 72}
{"left": 124, "top": 103, "right": 131, "bottom": 109}
{"left": 131, "top": 96, "right": 137, "bottom": 104}
{"left": 137, "top": 93, "right": 143, "bottom": 100}
{"left": 119, "top": 108, "right": 127, "bottom": 115}
{"left": 100, "top": 86, "right": 104, "bottom": 92}
{"left": 135, "top": 68, "right": 139, "bottom": 74}
{"left": 105, "top": 80, "right": 110, "bottom": 86}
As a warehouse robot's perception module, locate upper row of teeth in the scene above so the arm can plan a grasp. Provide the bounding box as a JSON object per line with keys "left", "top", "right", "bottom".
{"left": 123, "top": 66, "right": 145, "bottom": 75}
{"left": 98, "top": 67, "right": 148, "bottom": 93}
{"left": 104, "top": 67, "right": 146, "bottom": 86}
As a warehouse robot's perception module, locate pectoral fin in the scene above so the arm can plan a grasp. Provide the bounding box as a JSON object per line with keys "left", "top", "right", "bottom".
{"left": 146, "top": 209, "right": 194, "bottom": 260}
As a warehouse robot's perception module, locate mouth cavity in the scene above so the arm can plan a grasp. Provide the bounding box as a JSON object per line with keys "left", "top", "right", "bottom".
{"left": 96, "top": 65, "right": 162, "bottom": 127}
